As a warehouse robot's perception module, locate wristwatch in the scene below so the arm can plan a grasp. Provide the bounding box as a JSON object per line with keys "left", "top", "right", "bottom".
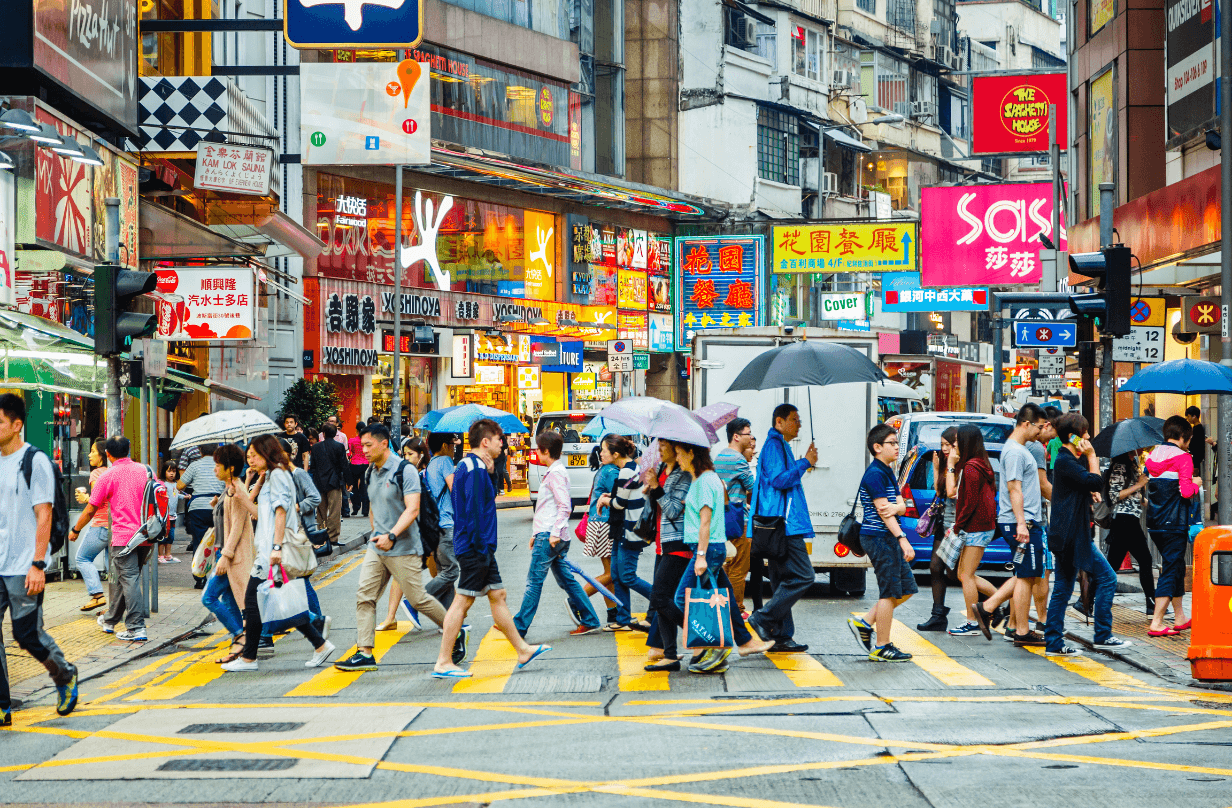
{"left": 31, "top": 560, "right": 46, "bottom": 570}
{"left": 271, "top": 544, "right": 282, "bottom": 551}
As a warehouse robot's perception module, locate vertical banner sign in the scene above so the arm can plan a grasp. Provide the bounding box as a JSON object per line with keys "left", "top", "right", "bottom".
{"left": 284, "top": 0, "right": 424, "bottom": 48}
{"left": 673, "top": 236, "right": 763, "bottom": 350}
{"left": 1091, "top": 0, "right": 1115, "bottom": 35}
{"left": 1088, "top": 68, "right": 1116, "bottom": 219}
{"left": 1165, "top": 0, "right": 1215, "bottom": 146}
{"left": 919, "top": 183, "right": 1066, "bottom": 287}
{"left": 970, "top": 73, "right": 1067, "bottom": 155}
{"left": 523, "top": 210, "right": 556, "bottom": 301}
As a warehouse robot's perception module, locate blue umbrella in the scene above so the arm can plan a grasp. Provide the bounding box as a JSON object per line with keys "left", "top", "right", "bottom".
{"left": 430, "top": 403, "right": 528, "bottom": 434}
{"left": 1120, "top": 358, "right": 1232, "bottom": 395}
{"left": 414, "top": 405, "right": 464, "bottom": 431}
{"left": 581, "top": 416, "right": 639, "bottom": 439}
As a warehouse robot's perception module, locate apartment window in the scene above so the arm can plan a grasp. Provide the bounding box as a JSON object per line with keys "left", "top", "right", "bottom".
{"left": 726, "top": 6, "right": 763, "bottom": 54}
{"left": 862, "top": 51, "right": 908, "bottom": 113}
{"left": 756, "top": 23, "right": 778, "bottom": 68}
{"left": 857, "top": 0, "right": 876, "bottom": 12}
{"left": 792, "top": 25, "right": 823, "bottom": 82}
{"left": 757, "top": 106, "right": 800, "bottom": 185}
{"left": 887, "top": 0, "right": 917, "bottom": 36}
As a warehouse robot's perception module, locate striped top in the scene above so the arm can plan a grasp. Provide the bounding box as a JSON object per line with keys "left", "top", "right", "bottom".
{"left": 857, "top": 458, "right": 898, "bottom": 536}
{"left": 608, "top": 460, "right": 645, "bottom": 528}
{"left": 714, "top": 448, "right": 755, "bottom": 507}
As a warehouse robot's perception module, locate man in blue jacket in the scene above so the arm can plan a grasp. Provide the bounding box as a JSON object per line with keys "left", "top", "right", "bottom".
{"left": 747, "top": 403, "right": 818, "bottom": 652}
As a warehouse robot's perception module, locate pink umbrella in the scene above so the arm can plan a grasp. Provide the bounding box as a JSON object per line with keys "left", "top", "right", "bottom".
{"left": 636, "top": 401, "right": 742, "bottom": 473}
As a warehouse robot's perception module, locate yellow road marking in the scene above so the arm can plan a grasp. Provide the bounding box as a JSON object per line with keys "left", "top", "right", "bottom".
{"left": 286, "top": 624, "right": 412, "bottom": 698}
{"left": 453, "top": 627, "right": 518, "bottom": 694}
{"left": 615, "top": 626, "right": 670, "bottom": 691}
{"left": 127, "top": 638, "right": 236, "bottom": 701}
{"left": 99, "top": 651, "right": 189, "bottom": 690}
{"left": 1025, "top": 646, "right": 1154, "bottom": 691}
{"left": 765, "top": 652, "right": 843, "bottom": 687}
{"left": 889, "top": 619, "right": 995, "bottom": 687}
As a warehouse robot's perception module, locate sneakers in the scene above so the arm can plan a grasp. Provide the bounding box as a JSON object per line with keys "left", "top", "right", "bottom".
{"left": 305, "top": 640, "right": 337, "bottom": 668}
{"left": 400, "top": 599, "right": 422, "bottom": 630}
{"left": 1046, "top": 645, "right": 1083, "bottom": 657}
{"left": 96, "top": 614, "right": 114, "bottom": 634}
{"left": 116, "top": 629, "right": 147, "bottom": 642}
{"left": 334, "top": 651, "right": 378, "bottom": 671}
{"left": 221, "top": 658, "right": 259, "bottom": 672}
{"left": 1094, "top": 637, "right": 1133, "bottom": 650}
{"left": 847, "top": 617, "right": 874, "bottom": 652}
{"left": 1, "top": 711, "right": 10, "bottom": 727}
{"left": 257, "top": 636, "right": 276, "bottom": 659}
{"left": 452, "top": 624, "right": 471, "bottom": 666}
{"left": 947, "top": 621, "right": 982, "bottom": 636}
{"left": 569, "top": 625, "right": 600, "bottom": 636}
{"left": 990, "top": 605, "right": 1010, "bottom": 630}
{"left": 971, "top": 603, "right": 994, "bottom": 640}
{"left": 869, "top": 643, "right": 913, "bottom": 662}
{"left": 565, "top": 598, "right": 582, "bottom": 626}
{"left": 1012, "top": 631, "right": 1046, "bottom": 647}
{"left": 55, "top": 672, "right": 78, "bottom": 716}
{"left": 80, "top": 594, "right": 106, "bottom": 612}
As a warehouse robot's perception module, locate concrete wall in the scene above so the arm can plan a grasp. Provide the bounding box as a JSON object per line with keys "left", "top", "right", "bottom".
{"left": 679, "top": 99, "right": 760, "bottom": 207}
{"left": 626, "top": 0, "right": 680, "bottom": 190}
{"left": 957, "top": 0, "right": 1065, "bottom": 67}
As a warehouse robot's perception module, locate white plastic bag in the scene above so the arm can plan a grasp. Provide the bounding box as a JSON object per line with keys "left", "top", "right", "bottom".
{"left": 256, "top": 566, "right": 310, "bottom": 625}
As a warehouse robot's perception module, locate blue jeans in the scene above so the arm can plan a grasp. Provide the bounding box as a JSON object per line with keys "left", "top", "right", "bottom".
{"left": 514, "top": 532, "right": 601, "bottom": 635}
{"left": 1045, "top": 537, "right": 1116, "bottom": 649}
{"left": 74, "top": 525, "right": 109, "bottom": 597}
{"left": 201, "top": 574, "right": 244, "bottom": 638}
{"left": 674, "top": 544, "right": 753, "bottom": 646}
{"left": 611, "top": 531, "right": 652, "bottom": 625}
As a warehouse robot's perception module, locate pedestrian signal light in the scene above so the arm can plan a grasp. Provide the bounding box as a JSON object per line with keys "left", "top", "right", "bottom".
{"left": 94, "top": 263, "right": 158, "bottom": 356}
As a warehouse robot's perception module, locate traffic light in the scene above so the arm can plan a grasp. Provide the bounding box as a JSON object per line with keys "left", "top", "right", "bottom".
{"left": 1067, "top": 244, "right": 1132, "bottom": 337}
{"left": 94, "top": 263, "right": 158, "bottom": 356}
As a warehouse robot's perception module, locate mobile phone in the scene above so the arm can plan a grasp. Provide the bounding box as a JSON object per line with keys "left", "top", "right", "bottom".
{"left": 1069, "top": 434, "right": 1084, "bottom": 447}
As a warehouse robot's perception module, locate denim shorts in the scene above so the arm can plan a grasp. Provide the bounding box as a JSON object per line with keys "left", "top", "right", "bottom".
{"left": 959, "top": 529, "right": 995, "bottom": 548}
{"left": 861, "top": 531, "right": 919, "bottom": 601}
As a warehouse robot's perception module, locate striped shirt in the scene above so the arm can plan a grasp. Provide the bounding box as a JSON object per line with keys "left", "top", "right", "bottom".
{"left": 714, "top": 448, "right": 755, "bottom": 507}
{"left": 857, "top": 459, "right": 898, "bottom": 536}
{"left": 609, "top": 460, "right": 645, "bottom": 527}
{"left": 657, "top": 466, "right": 691, "bottom": 553}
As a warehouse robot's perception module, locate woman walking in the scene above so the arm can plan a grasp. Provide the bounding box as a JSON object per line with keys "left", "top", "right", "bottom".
{"left": 595, "top": 435, "right": 652, "bottom": 631}
{"left": 348, "top": 421, "right": 369, "bottom": 518}
{"left": 221, "top": 435, "right": 335, "bottom": 672}
{"left": 642, "top": 440, "right": 694, "bottom": 671}
{"left": 203, "top": 444, "right": 255, "bottom": 664}
{"left": 1105, "top": 449, "right": 1156, "bottom": 614}
{"left": 72, "top": 439, "right": 110, "bottom": 612}
{"left": 947, "top": 425, "right": 1002, "bottom": 638}
{"left": 1145, "top": 416, "right": 1198, "bottom": 636}
{"left": 581, "top": 444, "right": 620, "bottom": 629}
{"left": 917, "top": 427, "right": 959, "bottom": 631}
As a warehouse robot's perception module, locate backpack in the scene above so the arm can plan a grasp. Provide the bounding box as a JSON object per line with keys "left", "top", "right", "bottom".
{"left": 418, "top": 468, "right": 442, "bottom": 560}
{"left": 138, "top": 466, "right": 170, "bottom": 542}
{"left": 21, "top": 446, "right": 69, "bottom": 556}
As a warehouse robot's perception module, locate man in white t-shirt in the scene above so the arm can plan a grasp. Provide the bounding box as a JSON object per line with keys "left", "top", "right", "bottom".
{"left": 0, "top": 394, "right": 77, "bottom": 724}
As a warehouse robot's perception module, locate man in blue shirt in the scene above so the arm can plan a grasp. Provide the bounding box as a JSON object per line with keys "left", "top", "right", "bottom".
{"left": 747, "top": 403, "right": 817, "bottom": 653}
{"left": 433, "top": 418, "right": 551, "bottom": 679}
{"left": 425, "top": 432, "right": 459, "bottom": 608}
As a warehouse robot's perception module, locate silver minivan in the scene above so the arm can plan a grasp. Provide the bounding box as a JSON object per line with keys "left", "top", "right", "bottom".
{"left": 527, "top": 410, "right": 601, "bottom": 513}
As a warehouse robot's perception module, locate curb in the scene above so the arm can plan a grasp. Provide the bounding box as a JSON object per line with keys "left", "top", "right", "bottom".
{"left": 1063, "top": 630, "right": 1232, "bottom": 692}
{"left": 497, "top": 500, "right": 531, "bottom": 510}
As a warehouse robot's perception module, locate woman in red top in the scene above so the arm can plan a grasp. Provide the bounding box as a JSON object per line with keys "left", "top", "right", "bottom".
{"left": 347, "top": 421, "right": 370, "bottom": 518}
{"left": 948, "top": 425, "right": 1001, "bottom": 637}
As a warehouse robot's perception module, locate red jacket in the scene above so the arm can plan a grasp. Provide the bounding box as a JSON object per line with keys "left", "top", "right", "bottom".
{"left": 952, "top": 457, "right": 997, "bottom": 534}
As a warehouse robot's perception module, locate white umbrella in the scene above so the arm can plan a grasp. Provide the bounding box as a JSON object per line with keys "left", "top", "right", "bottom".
{"left": 169, "top": 409, "right": 281, "bottom": 451}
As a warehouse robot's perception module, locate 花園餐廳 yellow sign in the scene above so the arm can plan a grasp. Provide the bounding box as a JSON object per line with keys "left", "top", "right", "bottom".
{"left": 772, "top": 223, "right": 917, "bottom": 273}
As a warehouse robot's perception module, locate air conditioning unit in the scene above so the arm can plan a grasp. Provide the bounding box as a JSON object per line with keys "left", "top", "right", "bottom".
{"left": 944, "top": 46, "right": 961, "bottom": 71}
{"left": 822, "top": 171, "right": 840, "bottom": 196}
{"left": 831, "top": 69, "right": 856, "bottom": 89}
{"left": 911, "top": 100, "right": 938, "bottom": 120}
{"left": 727, "top": 10, "right": 756, "bottom": 51}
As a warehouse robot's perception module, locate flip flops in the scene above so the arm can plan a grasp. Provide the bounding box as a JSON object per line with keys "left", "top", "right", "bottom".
{"left": 516, "top": 644, "right": 552, "bottom": 670}
{"left": 431, "top": 669, "right": 472, "bottom": 679}
{"left": 1147, "top": 627, "right": 1179, "bottom": 637}
{"left": 1173, "top": 619, "right": 1192, "bottom": 631}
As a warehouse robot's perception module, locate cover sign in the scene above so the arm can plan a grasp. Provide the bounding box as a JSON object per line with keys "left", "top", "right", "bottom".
{"left": 971, "top": 73, "right": 1067, "bottom": 155}
{"left": 920, "top": 183, "right": 1066, "bottom": 287}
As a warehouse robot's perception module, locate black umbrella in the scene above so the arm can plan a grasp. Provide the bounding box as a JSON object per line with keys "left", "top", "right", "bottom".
{"left": 1090, "top": 416, "right": 1165, "bottom": 458}
{"left": 726, "top": 340, "right": 887, "bottom": 428}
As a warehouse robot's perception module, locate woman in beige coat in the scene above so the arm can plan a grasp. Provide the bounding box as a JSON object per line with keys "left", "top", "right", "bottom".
{"left": 202, "top": 443, "right": 256, "bottom": 664}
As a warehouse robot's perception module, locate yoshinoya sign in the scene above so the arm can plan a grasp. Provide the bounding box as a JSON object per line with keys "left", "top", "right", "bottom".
{"left": 971, "top": 73, "right": 1067, "bottom": 155}
{"left": 816, "top": 292, "right": 870, "bottom": 320}
{"left": 194, "top": 144, "right": 273, "bottom": 195}
{"left": 381, "top": 291, "right": 443, "bottom": 318}
{"left": 322, "top": 346, "right": 378, "bottom": 367}
{"left": 492, "top": 301, "right": 544, "bottom": 325}
{"left": 1165, "top": 0, "right": 1216, "bottom": 146}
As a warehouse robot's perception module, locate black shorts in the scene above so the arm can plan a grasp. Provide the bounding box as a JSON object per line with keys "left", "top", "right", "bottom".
{"left": 999, "top": 522, "right": 1045, "bottom": 578}
{"left": 861, "top": 531, "right": 918, "bottom": 601}
{"left": 457, "top": 550, "right": 503, "bottom": 597}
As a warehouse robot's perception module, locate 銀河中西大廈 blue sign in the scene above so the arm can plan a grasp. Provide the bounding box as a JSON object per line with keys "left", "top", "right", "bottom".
{"left": 879, "top": 272, "right": 990, "bottom": 312}
{"left": 285, "top": 0, "right": 423, "bottom": 48}
{"left": 673, "top": 235, "right": 763, "bottom": 350}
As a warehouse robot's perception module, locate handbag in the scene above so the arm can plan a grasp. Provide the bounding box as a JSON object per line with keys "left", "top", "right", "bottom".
{"left": 936, "top": 526, "right": 965, "bottom": 570}
{"left": 280, "top": 495, "right": 318, "bottom": 578}
{"left": 915, "top": 495, "right": 943, "bottom": 539}
{"left": 724, "top": 501, "right": 746, "bottom": 541}
{"left": 836, "top": 498, "right": 864, "bottom": 557}
{"left": 749, "top": 438, "right": 799, "bottom": 560}
{"left": 190, "top": 527, "right": 217, "bottom": 578}
{"left": 256, "top": 565, "right": 311, "bottom": 625}
{"left": 583, "top": 517, "right": 612, "bottom": 558}
{"left": 683, "top": 571, "right": 734, "bottom": 650}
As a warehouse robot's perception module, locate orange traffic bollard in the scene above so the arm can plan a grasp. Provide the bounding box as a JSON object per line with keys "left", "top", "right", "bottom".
{"left": 1187, "top": 526, "right": 1232, "bottom": 681}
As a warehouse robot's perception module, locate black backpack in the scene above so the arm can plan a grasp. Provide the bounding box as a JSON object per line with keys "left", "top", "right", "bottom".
{"left": 23, "top": 446, "right": 69, "bottom": 556}
{"left": 418, "top": 469, "right": 442, "bottom": 560}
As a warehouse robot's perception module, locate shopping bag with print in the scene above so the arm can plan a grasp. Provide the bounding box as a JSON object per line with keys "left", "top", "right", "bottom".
{"left": 936, "top": 527, "right": 964, "bottom": 571}
{"left": 683, "top": 571, "right": 733, "bottom": 650}
{"left": 190, "top": 527, "right": 217, "bottom": 578}
{"left": 256, "top": 566, "right": 310, "bottom": 626}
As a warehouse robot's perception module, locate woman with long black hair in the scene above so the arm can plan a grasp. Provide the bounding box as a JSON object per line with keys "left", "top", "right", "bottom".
{"left": 917, "top": 426, "right": 959, "bottom": 631}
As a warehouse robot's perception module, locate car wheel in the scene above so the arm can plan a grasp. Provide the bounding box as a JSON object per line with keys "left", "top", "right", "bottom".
{"left": 830, "top": 568, "right": 866, "bottom": 598}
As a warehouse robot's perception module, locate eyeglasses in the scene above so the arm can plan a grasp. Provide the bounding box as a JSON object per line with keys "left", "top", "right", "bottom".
{"left": 883, "top": 439, "right": 900, "bottom": 446}
{"left": 737, "top": 431, "right": 752, "bottom": 437}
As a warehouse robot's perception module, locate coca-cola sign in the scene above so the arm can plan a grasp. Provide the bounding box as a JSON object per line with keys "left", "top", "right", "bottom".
{"left": 919, "top": 183, "right": 1067, "bottom": 287}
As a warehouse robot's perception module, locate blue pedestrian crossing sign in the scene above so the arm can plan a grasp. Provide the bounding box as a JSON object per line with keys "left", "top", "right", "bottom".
{"left": 1013, "top": 320, "right": 1077, "bottom": 348}
{"left": 284, "top": 0, "right": 424, "bottom": 49}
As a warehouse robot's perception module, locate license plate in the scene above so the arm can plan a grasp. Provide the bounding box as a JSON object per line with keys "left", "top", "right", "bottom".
{"left": 568, "top": 455, "right": 587, "bottom": 467}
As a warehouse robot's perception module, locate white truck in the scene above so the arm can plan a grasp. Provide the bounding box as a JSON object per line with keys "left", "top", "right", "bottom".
{"left": 690, "top": 326, "right": 876, "bottom": 596}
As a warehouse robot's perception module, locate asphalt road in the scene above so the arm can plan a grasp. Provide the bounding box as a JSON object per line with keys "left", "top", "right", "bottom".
{"left": 4, "top": 507, "right": 1232, "bottom": 808}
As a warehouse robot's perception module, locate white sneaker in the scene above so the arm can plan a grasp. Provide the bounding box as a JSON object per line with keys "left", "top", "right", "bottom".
{"left": 306, "top": 640, "right": 337, "bottom": 668}
{"left": 97, "top": 614, "right": 114, "bottom": 634}
{"left": 1094, "top": 637, "right": 1132, "bottom": 650}
{"left": 221, "top": 658, "right": 259, "bottom": 672}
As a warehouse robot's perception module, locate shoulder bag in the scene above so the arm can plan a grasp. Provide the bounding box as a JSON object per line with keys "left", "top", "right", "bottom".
{"left": 750, "top": 439, "right": 795, "bottom": 560}
{"left": 279, "top": 477, "right": 318, "bottom": 578}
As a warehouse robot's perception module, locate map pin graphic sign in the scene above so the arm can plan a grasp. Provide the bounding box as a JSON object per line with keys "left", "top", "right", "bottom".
{"left": 396, "top": 60, "right": 421, "bottom": 109}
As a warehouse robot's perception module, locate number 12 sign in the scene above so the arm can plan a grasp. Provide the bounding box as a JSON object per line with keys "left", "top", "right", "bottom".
{"left": 1111, "top": 326, "right": 1164, "bottom": 363}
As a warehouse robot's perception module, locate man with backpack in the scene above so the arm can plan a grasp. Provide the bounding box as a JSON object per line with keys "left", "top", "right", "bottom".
{"left": 424, "top": 432, "right": 457, "bottom": 608}
{"left": 0, "top": 394, "right": 77, "bottom": 724}
{"left": 71, "top": 436, "right": 161, "bottom": 643}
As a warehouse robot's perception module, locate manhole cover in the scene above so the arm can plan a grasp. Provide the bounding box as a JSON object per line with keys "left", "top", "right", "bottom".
{"left": 179, "top": 722, "right": 305, "bottom": 734}
{"left": 159, "top": 758, "right": 299, "bottom": 772}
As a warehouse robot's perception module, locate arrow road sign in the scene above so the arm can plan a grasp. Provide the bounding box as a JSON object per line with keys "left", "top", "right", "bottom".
{"left": 1013, "top": 319, "right": 1077, "bottom": 348}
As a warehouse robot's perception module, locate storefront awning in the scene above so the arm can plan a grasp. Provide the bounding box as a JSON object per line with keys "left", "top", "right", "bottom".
{"left": 163, "top": 368, "right": 260, "bottom": 404}
{"left": 419, "top": 146, "right": 727, "bottom": 221}
{"left": 140, "top": 201, "right": 324, "bottom": 263}
{"left": 0, "top": 310, "right": 106, "bottom": 399}
{"left": 210, "top": 210, "right": 327, "bottom": 262}
{"left": 823, "top": 128, "right": 873, "bottom": 153}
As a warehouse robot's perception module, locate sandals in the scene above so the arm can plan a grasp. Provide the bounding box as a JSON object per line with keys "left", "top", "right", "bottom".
{"left": 1147, "top": 627, "right": 1179, "bottom": 637}
{"left": 215, "top": 641, "right": 245, "bottom": 664}
{"left": 375, "top": 619, "right": 399, "bottom": 632}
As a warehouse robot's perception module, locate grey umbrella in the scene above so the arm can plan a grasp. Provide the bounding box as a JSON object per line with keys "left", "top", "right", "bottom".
{"left": 726, "top": 340, "right": 887, "bottom": 426}
{"left": 1090, "top": 416, "right": 1165, "bottom": 458}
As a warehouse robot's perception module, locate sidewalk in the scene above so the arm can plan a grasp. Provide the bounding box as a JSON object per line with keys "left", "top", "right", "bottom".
{"left": 2, "top": 516, "right": 375, "bottom": 710}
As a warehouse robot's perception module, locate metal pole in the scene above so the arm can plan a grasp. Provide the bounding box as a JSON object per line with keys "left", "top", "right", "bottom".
{"left": 138, "top": 376, "right": 151, "bottom": 614}
{"left": 147, "top": 375, "right": 158, "bottom": 613}
{"left": 992, "top": 293, "right": 1003, "bottom": 408}
{"left": 1044, "top": 104, "right": 1060, "bottom": 292}
{"left": 1221, "top": 0, "right": 1232, "bottom": 526}
{"left": 392, "top": 165, "right": 403, "bottom": 446}
{"left": 1098, "top": 183, "right": 1116, "bottom": 433}
{"left": 104, "top": 198, "right": 122, "bottom": 437}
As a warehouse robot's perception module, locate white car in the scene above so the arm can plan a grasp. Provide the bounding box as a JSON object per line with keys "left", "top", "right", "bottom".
{"left": 526, "top": 410, "right": 603, "bottom": 513}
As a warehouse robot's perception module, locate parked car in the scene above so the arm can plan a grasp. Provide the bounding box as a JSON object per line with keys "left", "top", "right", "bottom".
{"left": 526, "top": 410, "right": 602, "bottom": 513}
{"left": 896, "top": 437, "right": 1016, "bottom": 570}
{"left": 877, "top": 380, "right": 927, "bottom": 423}
{"left": 891, "top": 412, "right": 1015, "bottom": 473}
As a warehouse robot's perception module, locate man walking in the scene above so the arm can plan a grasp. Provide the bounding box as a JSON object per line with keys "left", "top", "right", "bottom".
{"left": 310, "top": 423, "right": 348, "bottom": 547}
{"left": 0, "top": 394, "right": 77, "bottom": 723}
{"left": 715, "top": 418, "right": 755, "bottom": 614}
{"left": 433, "top": 419, "right": 550, "bottom": 679}
{"left": 178, "top": 444, "right": 225, "bottom": 587}
{"left": 281, "top": 414, "right": 312, "bottom": 469}
{"left": 425, "top": 432, "right": 460, "bottom": 609}
{"left": 746, "top": 404, "right": 817, "bottom": 653}
{"left": 334, "top": 424, "right": 458, "bottom": 672}
{"left": 320, "top": 415, "right": 352, "bottom": 517}
{"left": 71, "top": 437, "right": 152, "bottom": 643}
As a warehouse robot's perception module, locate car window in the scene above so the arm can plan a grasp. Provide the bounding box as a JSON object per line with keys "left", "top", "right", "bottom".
{"left": 536, "top": 414, "right": 596, "bottom": 445}
{"left": 914, "top": 420, "right": 1013, "bottom": 446}
{"left": 909, "top": 450, "right": 936, "bottom": 491}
